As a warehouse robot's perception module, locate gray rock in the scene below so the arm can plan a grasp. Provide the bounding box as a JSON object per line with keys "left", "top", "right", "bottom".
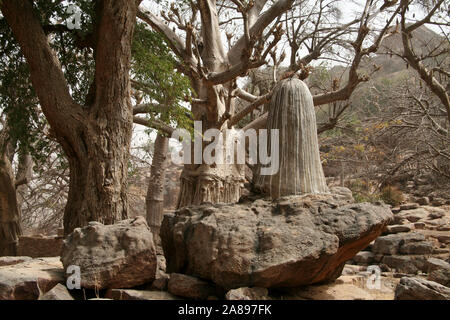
{"left": 428, "top": 269, "right": 450, "bottom": 287}
{"left": 61, "top": 216, "right": 157, "bottom": 290}
{"left": 417, "top": 197, "right": 430, "bottom": 205}
{"left": 167, "top": 273, "right": 216, "bottom": 300}
{"left": 149, "top": 269, "right": 170, "bottom": 291}
{"left": 432, "top": 198, "right": 445, "bottom": 206}
{"left": 105, "top": 289, "right": 181, "bottom": 300}
{"left": 161, "top": 195, "right": 392, "bottom": 289}
{"left": 426, "top": 258, "right": 450, "bottom": 272}
{"left": 428, "top": 211, "right": 445, "bottom": 220}
{"left": 385, "top": 225, "right": 413, "bottom": 234}
{"left": 400, "top": 203, "right": 419, "bottom": 211}
{"left": 382, "top": 255, "right": 427, "bottom": 274}
{"left": 342, "top": 265, "right": 366, "bottom": 275}
{"left": 372, "top": 232, "right": 425, "bottom": 255}
{"left": 414, "top": 222, "right": 426, "bottom": 229}
{"left": 399, "top": 241, "right": 434, "bottom": 255}
{"left": 226, "top": 287, "right": 269, "bottom": 300}
{"left": 426, "top": 258, "right": 450, "bottom": 287}
{"left": 329, "top": 187, "right": 354, "bottom": 203}
{"left": 353, "top": 251, "right": 375, "bottom": 265}
{"left": 0, "top": 258, "right": 64, "bottom": 300}
{"left": 401, "top": 208, "right": 429, "bottom": 223}
{"left": 39, "top": 284, "right": 74, "bottom": 300}
{"left": 395, "top": 277, "right": 450, "bottom": 300}
{"left": 391, "top": 207, "right": 401, "bottom": 214}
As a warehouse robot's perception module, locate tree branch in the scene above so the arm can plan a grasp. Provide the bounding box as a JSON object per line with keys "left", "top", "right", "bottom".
{"left": 133, "top": 116, "right": 175, "bottom": 135}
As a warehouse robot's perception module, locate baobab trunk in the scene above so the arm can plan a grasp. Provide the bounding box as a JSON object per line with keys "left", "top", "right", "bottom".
{"left": 0, "top": 153, "right": 21, "bottom": 256}
{"left": 254, "top": 78, "right": 329, "bottom": 198}
{"left": 177, "top": 92, "right": 245, "bottom": 208}
{"left": 146, "top": 133, "right": 169, "bottom": 243}
{"left": 178, "top": 163, "right": 245, "bottom": 208}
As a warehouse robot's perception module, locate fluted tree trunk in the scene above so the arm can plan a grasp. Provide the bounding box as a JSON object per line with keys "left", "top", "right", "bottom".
{"left": 146, "top": 133, "right": 169, "bottom": 243}
{"left": 254, "top": 78, "right": 329, "bottom": 198}
{"left": 2, "top": 0, "right": 141, "bottom": 235}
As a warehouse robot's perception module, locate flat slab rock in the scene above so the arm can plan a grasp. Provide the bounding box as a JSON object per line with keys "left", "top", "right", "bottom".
{"left": 395, "top": 277, "right": 450, "bottom": 300}
{"left": 61, "top": 216, "right": 157, "bottom": 290}
{"left": 105, "top": 289, "right": 181, "bottom": 300}
{"left": 0, "top": 256, "right": 32, "bottom": 267}
{"left": 0, "top": 257, "right": 64, "bottom": 300}
{"left": 161, "top": 193, "right": 392, "bottom": 289}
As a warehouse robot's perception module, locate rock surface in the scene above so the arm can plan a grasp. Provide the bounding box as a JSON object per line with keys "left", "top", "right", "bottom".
{"left": 283, "top": 275, "right": 397, "bottom": 300}
{"left": 426, "top": 258, "right": 450, "bottom": 287}
{"left": 39, "top": 284, "right": 74, "bottom": 300}
{"left": 61, "top": 216, "right": 157, "bottom": 289}
{"left": 372, "top": 232, "right": 427, "bottom": 255}
{"left": 105, "top": 289, "right": 181, "bottom": 300}
{"left": 0, "top": 256, "right": 32, "bottom": 267}
{"left": 0, "top": 257, "right": 64, "bottom": 300}
{"left": 395, "top": 277, "right": 450, "bottom": 300}
{"left": 353, "top": 251, "right": 375, "bottom": 265}
{"left": 226, "top": 287, "right": 269, "bottom": 300}
{"left": 167, "top": 273, "right": 217, "bottom": 300}
{"left": 161, "top": 193, "right": 392, "bottom": 289}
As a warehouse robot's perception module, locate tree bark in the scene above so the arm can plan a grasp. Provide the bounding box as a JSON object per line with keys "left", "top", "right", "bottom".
{"left": 138, "top": 1, "right": 295, "bottom": 208}
{"left": 0, "top": 131, "right": 21, "bottom": 256}
{"left": 146, "top": 133, "right": 169, "bottom": 243}
{"left": 2, "top": 0, "right": 140, "bottom": 235}
{"left": 254, "top": 78, "right": 329, "bottom": 198}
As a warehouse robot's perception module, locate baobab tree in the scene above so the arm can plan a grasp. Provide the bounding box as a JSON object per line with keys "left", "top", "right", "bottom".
{"left": 137, "top": 0, "right": 403, "bottom": 207}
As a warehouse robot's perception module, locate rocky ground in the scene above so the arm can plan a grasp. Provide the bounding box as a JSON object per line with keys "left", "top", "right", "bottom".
{"left": 0, "top": 190, "right": 449, "bottom": 300}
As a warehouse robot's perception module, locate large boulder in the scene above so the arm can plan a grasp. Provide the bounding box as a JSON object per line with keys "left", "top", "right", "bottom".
{"left": 0, "top": 257, "right": 64, "bottom": 300}
{"left": 161, "top": 194, "right": 392, "bottom": 289}
{"left": 395, "top": 277, "right": 450, "bottom": 300}
{"left": 372, "top": 232, "right": 428, "bottom": 255}
{"left": 381, "top": 255, "right": 428, "bottom": 274}
{"left": 61, "top": 216, "right": 157, "bottom": 290}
